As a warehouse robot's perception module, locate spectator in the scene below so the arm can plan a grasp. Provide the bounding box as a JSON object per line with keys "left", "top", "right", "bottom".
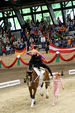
{"left": 6, "top": 44, "right": 11, "bottom": 55}
{"left": 65, "top": 25, "right": 69, "bottom": 36}
{"left": 20, "top": 29, "right": 25, "bottom": 40}
{"left": 58, "top": 38, "right": 62, "bottom": 47}
{"left": 45, "top": 38, "right": 49, "bottom": 54}
{"left": 72, "top": 38, "right": 75, "bottom": 47}
{"left": 67, "top": 38, "right": 72, "bottom": 47}
{"left": 1, "top": 46, "right": 6, "bottom": 55}
{"left": 0, "top": 43, "right": 2, "bottom": 56}
{"left": 57, "top": 17, "right": 62, "bottom": 26}
{"left": 62, "top": 37, "right": 67, "bottom": 48}
{"left": 41, "top": 34, "right": 46, "bottom": 49}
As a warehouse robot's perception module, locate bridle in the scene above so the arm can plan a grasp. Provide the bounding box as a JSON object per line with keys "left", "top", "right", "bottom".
{"left": 26, "top": 71, "right": 39, "bottom": 86}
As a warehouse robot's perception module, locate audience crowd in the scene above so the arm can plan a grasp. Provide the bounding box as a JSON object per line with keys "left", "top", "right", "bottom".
{"left": 0, "top": 17, "right": 75, "bottom": 56}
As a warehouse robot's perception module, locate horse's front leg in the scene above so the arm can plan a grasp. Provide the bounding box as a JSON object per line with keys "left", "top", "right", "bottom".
{"left": 30, "top": 88, "right": 37, "bottom": 107}
{"left": 45, "top": 82, "right": 49, "bottom": 99}
{"left": 39, "top": 83, "right": 44, "bottom": 96}
{"left": 29, "top": 88, "right": 34, "bottom": 107}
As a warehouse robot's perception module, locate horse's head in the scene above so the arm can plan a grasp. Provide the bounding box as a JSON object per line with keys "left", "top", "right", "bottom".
{"left": 26, "top": 71, "right": 33, "bottom": 86}
{"left": 26, "top": 71, "right": 32, "bottom": 80}
{"left": 26, "top": 70, "right": 38, "bottom": 87}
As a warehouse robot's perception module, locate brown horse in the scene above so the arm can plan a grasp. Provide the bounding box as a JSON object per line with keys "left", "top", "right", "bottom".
{"left": 26, "top": 67, "right": 50, "bottom": 107}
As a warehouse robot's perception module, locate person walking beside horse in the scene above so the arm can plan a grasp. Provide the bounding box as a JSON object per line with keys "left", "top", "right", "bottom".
{"left": 52, "top": 72, "right": 64, "bottom": 105}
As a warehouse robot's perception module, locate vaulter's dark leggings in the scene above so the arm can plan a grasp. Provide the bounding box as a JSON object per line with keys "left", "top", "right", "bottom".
{"left": 29, "top": 55, "right": 53, "bottom": 76}
{"left": 39, "top": 63, "right": 53, "bottom": 76}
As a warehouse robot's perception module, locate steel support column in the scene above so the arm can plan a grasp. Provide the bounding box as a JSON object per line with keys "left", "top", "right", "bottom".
{"left": 45, "top": 0, "right": 58, "bottom": 25}
{"left": 60, "top": 2, "right": 66, "bottom": 25}
{"left": 13, "top": 6, "right": 25, "bottom": 28}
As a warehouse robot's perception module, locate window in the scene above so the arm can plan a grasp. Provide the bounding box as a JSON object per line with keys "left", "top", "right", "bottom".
{"left": 51, "top": 3, "right": 60, "bottom": 9}
{"left": 8, "top": 11, "right": 13, "bottom": 16}
{"left": 13, "top": 11, "right": 15, "bottom": 15}
{"left": 32, "top": 6, "right": 41, "bottom": 12}
{"left": 42, "top": 5, "right": 48, "bottom": 10}
{"left": 0, "top": 20, "right": 4, "bottom": 27}
{"left": 73, "top": 9, "right": 75, "bottom": 19}
{"left": 64, "top": 9, "right": 74, "bottom": 20}
{"left": 73, "top": 1, "right": 75, "bottom": 5}
{"left": 54, "top": 11, "right": 63, "bottom": 22}
{"left": 43, "top": 12, "right": 49, "bottom": 19}
{"left": 36, "top": 14, "right": 42, "bottom": 22}
{"left": 14, "top": 17, "right": 21, "bottom": 30}
{"left": 4, "top": 12, "right": 8, "bottom": 17}
{"left": 23, "top": 15, "right": 32, "bottom": 21}
{"left": 43, "top": 13, "right": 53, "bottom": 24}
{"left": 4, "top": 11, "right": 13, "bottom": 17}
{"left": 22, "top": 8, "right": 30, "bottom": 14}
{"left": 8, "top": 18, "right": 15, "bottom": 30}
{"left": 19, "top": 10, "right": 22, "bottom": 14}
{"left": 63, "top": 1, "right": 72, "bottom": 7}
{"left": 0, "top": 12, "right": 2, "bottom": 17}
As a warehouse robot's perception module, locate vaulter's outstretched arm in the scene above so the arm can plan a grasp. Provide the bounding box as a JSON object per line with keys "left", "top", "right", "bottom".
{"left": 26, "top": 49, "right": 45, "bottom": 59}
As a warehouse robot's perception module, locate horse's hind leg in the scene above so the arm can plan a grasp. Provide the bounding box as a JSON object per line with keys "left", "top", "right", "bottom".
{"left": 39, "top": 83, "right": 44, "bottom": 96}
{"left": 45, "top": 82, "right": 49, "bottom": 99}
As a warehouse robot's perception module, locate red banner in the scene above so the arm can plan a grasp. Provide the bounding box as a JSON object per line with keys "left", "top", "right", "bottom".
{"left": 49, "top": 42, "right": 75, "bottom": 53}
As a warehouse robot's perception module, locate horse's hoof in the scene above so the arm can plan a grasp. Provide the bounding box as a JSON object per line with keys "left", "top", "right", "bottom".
{"left": 40, "top": 93, "right": 43, "bottom": 96}
{"left": 34, "top": 101, "right": 36, "bottom": 104}
{"left": 24, "top": 80, "right": 26, "bottom": 83}
{"left": 31, "top": 105, "right": 34, "bottom": 107}
{"left": 46, "top": 95, "right": 49, "bottom": 99}
{"left": 31, "top": 104, "right": 34, "bottom": 107}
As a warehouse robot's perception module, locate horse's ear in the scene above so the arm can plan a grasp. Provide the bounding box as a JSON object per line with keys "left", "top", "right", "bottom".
{"left": 45, "top": 69, "right": 48, "bottom": 73}
{"left": 27, "top": 71, "right": 32, "bottom": 75}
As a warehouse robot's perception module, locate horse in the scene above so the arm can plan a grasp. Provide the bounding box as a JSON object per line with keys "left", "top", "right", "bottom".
{"left": 26, "top": 67, "right": 50, "bottom": 107}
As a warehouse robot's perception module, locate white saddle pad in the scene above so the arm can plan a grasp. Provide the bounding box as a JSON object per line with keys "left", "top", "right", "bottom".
{"left": 33, "top": 67, "right": 45, "bottom": 85}
{"left": 33, "top": 67, "right": 45, "bottom": 77}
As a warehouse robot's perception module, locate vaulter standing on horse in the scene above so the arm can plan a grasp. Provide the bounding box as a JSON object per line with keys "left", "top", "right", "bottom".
{"left": 26, "top": 45, "right": 53, "bottom": 76}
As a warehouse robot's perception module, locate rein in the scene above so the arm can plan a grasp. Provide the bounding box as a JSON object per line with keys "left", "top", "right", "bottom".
{"left": 33, "top": 76, "right": 39, "bottom": 82}
{"left": 30, "top": 75, "right": 50, "bottom": 85}
{"left": 27, "top": 73, "right": 39, "bottom": 87}
{"left": 30, "top": 75, "right": 39, "bottom": 84}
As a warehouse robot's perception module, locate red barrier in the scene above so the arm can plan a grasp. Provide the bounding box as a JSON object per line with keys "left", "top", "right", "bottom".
{"left": 1, "top": 58, "right": 17, "bottom": 68}
{"left": 20, "top": 57, "right": 29, "bottom": 65}
{"left": 59, "top": 53, "right": 75, "bottom": 61}
{"left": 42, "top": 54, "right": 57, "bottom": 63}
{"left": 0, "top": 53, "right": 75, "bottom": 68}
